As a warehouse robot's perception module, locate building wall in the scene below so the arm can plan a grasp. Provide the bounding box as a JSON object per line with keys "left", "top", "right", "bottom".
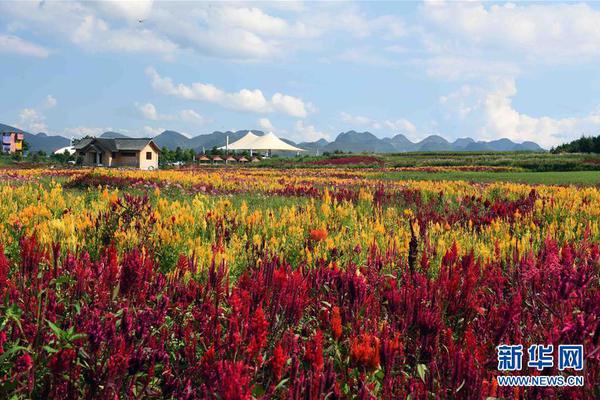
{"left": 112, "top": 152, "right": 139, "bottom": 168}
{"left": 81, "top": 151, "right": 102, "bottom": 166}
{"left": 78, "top": 142, "right": 159, "bottom": 170}
{"left": 137, "top": 144, "right": 159, "bottom": 170}
{"left": 2, "top": 132, "right": 23, "bottom": 154}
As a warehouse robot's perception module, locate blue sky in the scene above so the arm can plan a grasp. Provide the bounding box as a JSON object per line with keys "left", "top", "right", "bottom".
{"left": 2, "top": 1, "right": 600, "bottom": 147}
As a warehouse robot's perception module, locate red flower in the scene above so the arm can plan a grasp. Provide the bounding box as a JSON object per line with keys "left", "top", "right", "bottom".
{"left": 49, "top": 348, "right": 76, "bottom": 374}
{"left": 271, "top": 343, "right": 287, "bottom": 380}
{"left": 305, "top": 330, "right": 324, "bottom": 372}
{"left": 350, "top": 334, "right": 380, "bottom": 371}
{"left": 331, "top": 306, "right": 342, "bottom": 340}
{"left": 246, "top": 307, "right": 268, "bottom": 360}
{"left": 0, "top": 243, "right": 8, "bottom": 287}
{"left": 16, "top": 353, "right": 33, "bottom": 372}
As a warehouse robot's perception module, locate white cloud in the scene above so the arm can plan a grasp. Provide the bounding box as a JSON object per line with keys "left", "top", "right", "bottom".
{"left": 19, "top": 108, "right": 47, "bottom": 133}
{"left": 308, "top": 6, "right": 405, "bottom": 39}
{"left": 326, "top": 47, "right": 399, "bottom": 67}
{"left": 294, "top": 120, "right": 330, "bottom": 142}
{"left": 93, "top": 0, "right": 154, "bottom": 21}
{"left": 0, "top": 1, "right": 407, "bottom": 61}
{"left": 341, "top": 112, "right": 374, "bottom": 127}
{"left": 423, "top": 1, "right": 600, "bottom": 63}
{"left": 340, "top": 112, "right": 418, "bottom": 138}
{"left": 211, "top": 7, "right": 294, "bottom": 37}
{"left": 143, "top": 126, "right": 165, "bottom": 137}
{"left": 0, "top": 1, "right": 177, "bottom": 57}
{"left": 383, "top": 119, "right": 417, "bottom": 135}
{"left": 136, "top": 102, "right": 208, "bottom": 125}
{"left": 0, "top": 34, "right": 49, "bottom": 58}
{"left": 62, "top": 126, "right": 115, "bottom": 138}
{"left": 44, "top": 95, "right": 57, "bottom": 109}
{"left": 422, "top": 56, "right": 520, "bottom": 81}
{"left": 71, "top": 14, "right": 177, "bottom": 55}
{"left": 179, "top": 109, "right": 208, "bottom": 125}
{"left": 439, "top": 77, "right": 600, "bottom": 147}
{"left": 135, "top": 102, "right": 160, "bottom": 120}
{"left": 146, "top": 67, "right": 311, "bottom": 117}
{"left": 258, "top": 118, "right": 275, "bottom": 131}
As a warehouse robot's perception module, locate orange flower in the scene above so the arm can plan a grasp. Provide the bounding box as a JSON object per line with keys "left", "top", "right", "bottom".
{"left": 310, "top": 228, "right": 328, "bottom": 241}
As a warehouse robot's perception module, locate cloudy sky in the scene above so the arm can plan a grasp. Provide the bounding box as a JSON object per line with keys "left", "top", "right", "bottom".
{"left": 2, "top": 1, "right": 600, "bottom": 147}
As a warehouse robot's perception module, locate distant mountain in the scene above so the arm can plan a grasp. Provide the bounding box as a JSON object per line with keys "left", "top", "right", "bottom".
{"left": 0, "top": 122, "right": 544, "bottom": 154}
{"left": 520, "top": 141, "right": 544, "bottom": 151}
{"left": 0, "top": 123, "right": 26, "bottom": 133}
{"left": 321, "top": 131, "right": 543, "bottom": 153}
{"left": 153, "top": 130, "right": 192, "bottom": 149}
{"left": 416, "top": 135, "right": 453, "bottom": 151}
{"left": 100, "top": 131, "right": 129, "bottom": 139}
{"left": 322, "top": 131, "right": 391, "bottom": 153}
{"left": 149, "top": 129, "right": 542, "bottom": 153}
{"left": 298, "top": 138, "right": 330, "bottom": 153}
{"left": 452, "top": 137, "right": 475, "bottom": 149}
{"left": 382, "top": 134, "right": 417, "bottom": 152}
{"left": 0, "top": 123, "right": 70, "bottom": 153}
{"left": 24, "top": 132, "right": 71, "bottom": 153}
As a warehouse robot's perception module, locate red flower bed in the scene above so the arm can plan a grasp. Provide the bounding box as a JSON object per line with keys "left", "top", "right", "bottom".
{"left": 0, "top": 234, "right": 598, "bottom": 399}
{"left": 310, "top": 156, "right": 383, "bottom": 166}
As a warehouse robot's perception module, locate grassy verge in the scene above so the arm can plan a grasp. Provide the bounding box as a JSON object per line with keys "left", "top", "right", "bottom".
{"left": 373, "top": 170, "right": 600, "bottom": 186}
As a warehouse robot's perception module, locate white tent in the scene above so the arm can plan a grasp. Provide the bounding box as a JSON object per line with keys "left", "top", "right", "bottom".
{"left": 53, "top": 146, "right": 76, "bottom": 155}
{"left": 221, "top": 131, "right": 259, "bottom": 150}
{"left": 219, "top": 131, "right": 305, "bottom": 153}
{"left": 249, "top": 132, "right": 305, "bottom": 152}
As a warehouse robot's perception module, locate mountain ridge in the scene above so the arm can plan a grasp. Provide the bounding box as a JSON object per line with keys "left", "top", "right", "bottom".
{"left": 0, "top": 123, "right": 544, "bottom": 153}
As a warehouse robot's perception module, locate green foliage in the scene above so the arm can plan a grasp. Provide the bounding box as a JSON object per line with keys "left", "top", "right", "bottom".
{"left": 50, "top": 149, "right": 76, "bottom": 165}
{"left": 551, "top": 135, "right": 600, "bottom": 154}
{"left": 160, "top": 146, "right": 196, "bottom": 166}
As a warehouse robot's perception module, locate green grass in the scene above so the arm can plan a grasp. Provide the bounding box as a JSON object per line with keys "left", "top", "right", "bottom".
{"left": 262, "top": 152, "right": 600, "bottom": 172}
{"left": 373, "top": 170, "right": 600, "bottom": 186}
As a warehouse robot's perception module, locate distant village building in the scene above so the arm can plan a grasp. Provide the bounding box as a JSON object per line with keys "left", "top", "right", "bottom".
{"left": 1, "top": 131, "right": 24, "bottom": 154}
{"left": 74, "top": 138, "right": 160, "bottom": 170}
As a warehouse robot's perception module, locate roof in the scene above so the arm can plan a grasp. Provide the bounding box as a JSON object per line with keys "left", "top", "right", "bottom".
{"left": 219, "top": 131, "right": 305, "bottom": 152}
{"left": 249, "top": 132, "right": 305, "bottom": 151}
{"left": 74, "top": 138, "right": 159, "bottom": 152}
{"left": 219, "top": 131, "right": 259, "bottom": 150}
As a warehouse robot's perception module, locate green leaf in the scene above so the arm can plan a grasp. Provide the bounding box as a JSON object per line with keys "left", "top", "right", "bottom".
{"left": 43, "top": 345, "right": 58, "bottom": 354}
{"left": 47, "top": 320, "right": 64, "bottom": 339}
{"left": 274, "top": 377, "right": 289, "bottom": 392}
{"left": 252, "top": 384, "right": 266, "bottom": 397}
{"left": 112, "top": 283, "right": 120, "bottom": 301}
{"left": 0, "top": 345, "right": 28, "bottom": 365}
{"left": 417, "top": 363, "right": 428, "bottom": 384}
{"left": 70, "top": 333, "right": 87, "bottom": 342}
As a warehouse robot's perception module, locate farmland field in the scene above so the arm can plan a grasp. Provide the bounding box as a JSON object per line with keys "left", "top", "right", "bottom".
{"left": 0, "top": 166, "right": 599, "bottom": 399}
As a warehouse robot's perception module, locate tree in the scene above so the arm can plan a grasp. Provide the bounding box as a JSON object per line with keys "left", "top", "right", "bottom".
{"left": 551, "top": 135, "right": 600, "bottom": 154}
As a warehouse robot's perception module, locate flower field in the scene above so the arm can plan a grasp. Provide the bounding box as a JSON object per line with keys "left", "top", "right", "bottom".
{"left": 0, "top": 167, "right": 599, "bottom": 399}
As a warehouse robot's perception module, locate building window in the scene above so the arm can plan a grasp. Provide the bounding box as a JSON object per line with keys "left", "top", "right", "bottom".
{"left": 146, "top": 151, "right": 152, "bottom": 160}
{"left": 122, "top": 152, "right": 136, "bottom": 157}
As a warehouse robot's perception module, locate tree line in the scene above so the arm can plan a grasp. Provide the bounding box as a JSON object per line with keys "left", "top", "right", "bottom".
{"left": 551, "top": 135, "right": 600, "bottom": 154}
